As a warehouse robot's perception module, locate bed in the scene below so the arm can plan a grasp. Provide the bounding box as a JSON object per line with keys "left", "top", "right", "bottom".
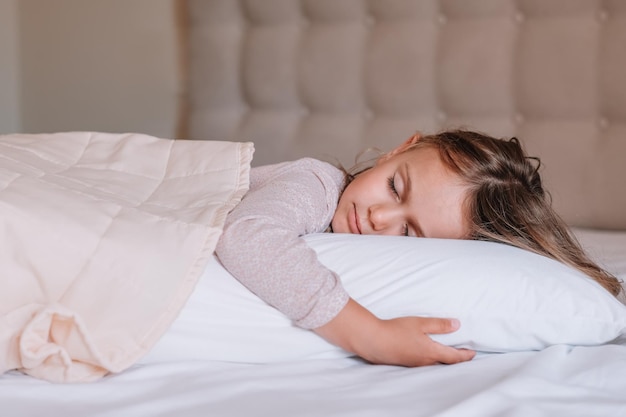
{"left": 2, "top": 0, "right": 626, "bottom": 416}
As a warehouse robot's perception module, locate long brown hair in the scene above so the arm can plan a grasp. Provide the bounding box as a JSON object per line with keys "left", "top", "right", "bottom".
{"left": 403, "top": 129, "right": 622, "bottom": 296}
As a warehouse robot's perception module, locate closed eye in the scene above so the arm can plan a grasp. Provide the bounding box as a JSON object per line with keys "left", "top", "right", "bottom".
{"left": 388, "top": 175, "right": 409, "bottom": 236}
{"left": 387, "top": 175, "right": 399, "bottom": 198}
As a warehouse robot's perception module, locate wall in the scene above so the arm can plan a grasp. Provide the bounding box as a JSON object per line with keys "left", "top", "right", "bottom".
{"left": 0, "top": 0, "right": 20, "bottom": 133}
{"left": 1, "top": 0, "right": 181, "bottom": 138}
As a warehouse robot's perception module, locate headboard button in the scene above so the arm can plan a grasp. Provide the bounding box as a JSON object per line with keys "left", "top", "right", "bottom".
{"left": 598, "top": 10, "right": 609, "bottom": 22}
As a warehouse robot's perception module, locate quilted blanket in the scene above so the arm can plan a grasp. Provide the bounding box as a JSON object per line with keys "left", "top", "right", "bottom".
{"left": 0, "top": 132, "right": 253, "bottom": 382}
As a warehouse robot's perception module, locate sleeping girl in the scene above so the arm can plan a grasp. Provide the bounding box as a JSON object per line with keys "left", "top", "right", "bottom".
{"left": 215, "top": 129, "right": 622, "bottom": 367}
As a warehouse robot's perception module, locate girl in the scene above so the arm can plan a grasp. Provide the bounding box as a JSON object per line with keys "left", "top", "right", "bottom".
{"left": 215, "top": 129, "right": 622, "bottom": 367}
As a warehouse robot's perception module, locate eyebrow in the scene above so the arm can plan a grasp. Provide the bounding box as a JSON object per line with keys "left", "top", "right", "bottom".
{"left": 402, "top": 162, "right": 412, "bottom": 197}
{"left": 402, "top": 162, "right": 424, "bottom": 237}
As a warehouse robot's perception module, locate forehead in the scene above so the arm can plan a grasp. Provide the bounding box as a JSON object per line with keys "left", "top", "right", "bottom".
{"left": 399, "top": 147, "right": 469, "bottom": 239}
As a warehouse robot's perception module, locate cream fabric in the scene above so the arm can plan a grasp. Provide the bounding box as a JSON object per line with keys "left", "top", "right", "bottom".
{"left": 186, "top": 0, "right": 626, "bottom": 229}
{"left": 0, "top": 132, "right": 253, "bottom": 382}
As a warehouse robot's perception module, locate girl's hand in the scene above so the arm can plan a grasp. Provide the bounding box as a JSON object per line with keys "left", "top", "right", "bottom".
{"left": 314, "top": 298, "right": 475, "bottom": 366}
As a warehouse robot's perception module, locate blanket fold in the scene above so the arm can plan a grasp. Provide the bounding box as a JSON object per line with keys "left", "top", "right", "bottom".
{"left": 0, "top": 132, "right": 253, "bottom": 382}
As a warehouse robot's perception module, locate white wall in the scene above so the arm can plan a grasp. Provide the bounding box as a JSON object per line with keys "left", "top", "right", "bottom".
{"left": 0, "top": 0, "right": 21, "bottom": 133}
{"left": 3, "top": 0, "right": 182, "bottom": 138}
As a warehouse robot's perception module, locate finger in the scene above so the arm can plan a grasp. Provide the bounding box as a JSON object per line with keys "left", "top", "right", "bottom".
{"left": 418, "top": 317, "right": 461, "bottom": 335}
{"left": 425, "top": 342, "right": 475, "bottom": 365}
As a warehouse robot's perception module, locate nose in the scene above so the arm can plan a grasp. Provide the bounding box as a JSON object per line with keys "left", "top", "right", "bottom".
{"left": 368, "top": 204, "right": 403, "bottom": 235}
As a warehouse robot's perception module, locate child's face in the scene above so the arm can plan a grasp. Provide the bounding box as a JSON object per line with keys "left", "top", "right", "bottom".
{"left": 331, "top": 146, "right": 469, "bottom": 239}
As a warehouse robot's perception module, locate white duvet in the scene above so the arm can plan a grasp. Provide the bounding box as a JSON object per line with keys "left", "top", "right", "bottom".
{"left": 0, "top": 132, "right": 253, "bottom": 382}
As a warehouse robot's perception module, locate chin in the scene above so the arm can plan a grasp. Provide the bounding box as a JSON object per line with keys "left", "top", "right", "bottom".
{"left": 330, "top": 218, "right": 346, "bottom": 234}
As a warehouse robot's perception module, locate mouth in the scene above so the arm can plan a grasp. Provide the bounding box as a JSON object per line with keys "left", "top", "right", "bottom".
{"left": 350, "top": 204, "right": 362, "bottom": 234}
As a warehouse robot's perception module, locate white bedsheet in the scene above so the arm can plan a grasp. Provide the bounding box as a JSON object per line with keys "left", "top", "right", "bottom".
{"left": 2, "top": 228, "right": 625, "bottom": 417}
{"left": 2, "top": 344, "right": 626, "bottom": 417}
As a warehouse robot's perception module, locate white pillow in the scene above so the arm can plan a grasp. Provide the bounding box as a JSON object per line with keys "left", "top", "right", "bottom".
{"left": 140, "top": 234, "right": 626, "bottom": 364}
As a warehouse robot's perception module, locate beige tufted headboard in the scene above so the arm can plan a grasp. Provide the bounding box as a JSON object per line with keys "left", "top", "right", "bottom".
{"left": 183, "top": 0, "right": 626, "bottom": 230}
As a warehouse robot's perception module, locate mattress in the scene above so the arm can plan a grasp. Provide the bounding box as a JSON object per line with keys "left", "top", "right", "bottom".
{"left": 2, "top": 228, "right": 625, "bottom": 417}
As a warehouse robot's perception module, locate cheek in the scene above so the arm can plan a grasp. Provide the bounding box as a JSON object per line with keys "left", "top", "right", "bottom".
{"left": 343, "top": 174, "right": 374, "bottom": 200}
{"left": 338, "top": 180, "right": 358, "bottom": 204}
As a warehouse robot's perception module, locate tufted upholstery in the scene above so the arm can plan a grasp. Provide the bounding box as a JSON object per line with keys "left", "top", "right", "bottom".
{"left": 185, "top": 0, "right": 626, "bottom": 229}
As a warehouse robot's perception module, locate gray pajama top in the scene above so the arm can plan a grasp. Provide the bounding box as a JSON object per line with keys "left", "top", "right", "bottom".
{"left": 215, "top": 158, "right": 350, "bottom": 329}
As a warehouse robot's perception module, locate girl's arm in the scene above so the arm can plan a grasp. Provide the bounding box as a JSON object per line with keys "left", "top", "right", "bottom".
{"left": 315, "top": 298, "right": 476, "bottom": 366}
{"left": 217, "top": 158, "right": 474, "bottom": 366}
{"left": 215, "top": 158, "right": 350, "bottom": 329}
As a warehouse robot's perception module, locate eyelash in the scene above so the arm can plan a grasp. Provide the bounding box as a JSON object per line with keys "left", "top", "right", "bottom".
{"left": 387, "top": 175, "right": 399, "bottom": 197}
{"left": 387, "top": 175, "right": 409, "bottom": 236}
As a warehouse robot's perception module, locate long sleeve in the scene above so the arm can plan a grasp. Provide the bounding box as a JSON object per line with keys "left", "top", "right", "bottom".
{"left": 214, "top": 158, "right": 350, "bottom": 329}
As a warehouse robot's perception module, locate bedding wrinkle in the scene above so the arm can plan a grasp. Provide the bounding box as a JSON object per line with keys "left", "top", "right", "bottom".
{"left": 0, "top": 134, "right": 87, "bottom": 170}
{"left": 19, "top": 305, "right": 109, "bottom": 382}
{"left": 0, "top": 132, "right": 253, "bottom": 382}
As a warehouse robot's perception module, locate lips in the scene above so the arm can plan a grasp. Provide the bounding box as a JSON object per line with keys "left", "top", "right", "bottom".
{"left": 350, "top": 204, "right": 362, "bottom": 234}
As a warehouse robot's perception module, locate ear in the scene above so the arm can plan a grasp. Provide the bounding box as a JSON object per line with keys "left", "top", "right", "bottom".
{"left": 377, "top": 133, "right": 421, "bottom": 164}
